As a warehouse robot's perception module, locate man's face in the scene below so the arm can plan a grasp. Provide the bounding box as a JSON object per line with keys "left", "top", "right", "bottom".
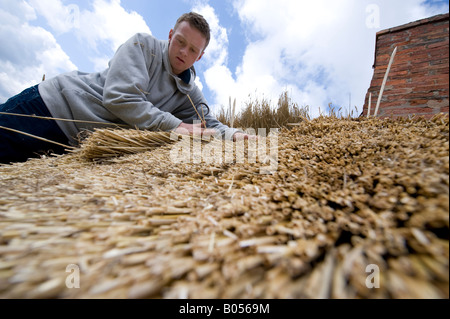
{"left": 168, "top": 21, "right": 206, "bottom": 76}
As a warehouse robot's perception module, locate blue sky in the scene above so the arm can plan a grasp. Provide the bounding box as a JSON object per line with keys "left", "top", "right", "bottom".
{"left": 0, "top": 0, "right": 448, "bottom": 118}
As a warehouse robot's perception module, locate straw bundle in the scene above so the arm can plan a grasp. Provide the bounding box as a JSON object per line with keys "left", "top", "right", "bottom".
{"left": 0, "top": 115, "right": 448, "bottom": 299}
{"left": 75, "top": 129, "right": 180, "bottom": 161}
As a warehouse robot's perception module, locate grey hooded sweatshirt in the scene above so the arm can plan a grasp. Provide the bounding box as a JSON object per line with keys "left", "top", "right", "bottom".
{"left": 38, "top": 33, "right": 239, "bottom": 145}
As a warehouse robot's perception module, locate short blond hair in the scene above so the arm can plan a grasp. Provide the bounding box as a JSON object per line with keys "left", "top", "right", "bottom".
{"left": 174, "top": 12, "right": 210, "bottom": 50}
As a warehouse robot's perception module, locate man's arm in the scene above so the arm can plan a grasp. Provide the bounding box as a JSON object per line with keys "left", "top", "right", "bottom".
{"left": 174, "top": 122, "right": 217, "bottom": 137}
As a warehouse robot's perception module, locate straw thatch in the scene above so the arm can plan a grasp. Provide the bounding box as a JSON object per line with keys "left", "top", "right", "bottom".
{"left": 74, "top": 129, "right": 179, "bottom": 161}
{"left": 0, "top": 115, "right": 448, "bottom": 299}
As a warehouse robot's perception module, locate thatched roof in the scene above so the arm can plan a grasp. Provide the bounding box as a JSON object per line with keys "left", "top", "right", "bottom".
{"left": 0, "top": 115, "right": 448, "bottom": 298}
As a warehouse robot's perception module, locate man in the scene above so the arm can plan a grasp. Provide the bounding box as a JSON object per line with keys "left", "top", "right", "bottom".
{"left": 0, "top": 12, "right": 251, "bottom": 164}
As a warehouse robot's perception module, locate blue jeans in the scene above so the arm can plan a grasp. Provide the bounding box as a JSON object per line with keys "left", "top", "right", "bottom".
{"left": 0, "top": 85, "right": 70, "bottom": 164}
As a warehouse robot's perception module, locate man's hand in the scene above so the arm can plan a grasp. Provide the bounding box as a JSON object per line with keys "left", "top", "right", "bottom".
{"left": 174, "top": 122, "right": 217, "bottom": 137}
{"left": 233, "top": 132, "right": 259, "bottom": 141}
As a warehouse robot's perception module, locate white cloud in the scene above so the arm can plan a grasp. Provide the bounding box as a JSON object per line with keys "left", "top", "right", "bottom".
{"left": 26, "top": 0, "right": 78, "bottom": 34}
{"left": 192, "top": 3, "right": 229, "bottom": 67}
{"left": 194, "top": 0, "right": 449, "bottom": 118}
{"left": 80, "top": 0, "right": 152, "bottom": 54}
{"left": 0, "top": 0, "right": 76, "bottom": 101}
{"left": 192, "top": 3, "right": 235, "bottom": 108}
{"left": 0, "top": 0, "right": 36, "bottom": 22}
{"left": 29, "top": 0, "right": 152, "bottom": 70}
{"left": 194, "top": 75, "right": 204, "bottom": 91}
{"left": 0, "top": 0, "right": 153, "bottom": 101}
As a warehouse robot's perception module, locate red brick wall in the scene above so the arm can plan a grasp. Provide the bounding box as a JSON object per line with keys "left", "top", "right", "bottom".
{"left": 362, "top": 13, "right": 449, "bottom": 119}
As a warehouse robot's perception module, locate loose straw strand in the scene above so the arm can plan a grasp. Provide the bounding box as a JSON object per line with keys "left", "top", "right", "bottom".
{"left": 374, "top": 46, "right": 397, "bottom": 117}
{"left": 0, "top": 125, "right": 75, "bottom": 149}
{"left": 187, "top": 94, "right": 206, "bottom": 128}
{"left": 201, "top": 104, "right": 205, "bottom": 126}
{"left": 0, "top": 111, "right": 127, "bottom": 127}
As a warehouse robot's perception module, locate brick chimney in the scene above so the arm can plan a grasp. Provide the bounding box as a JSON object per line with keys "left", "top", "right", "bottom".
{"left": 362, "top": 13, "right": 449, "bottom": 119}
